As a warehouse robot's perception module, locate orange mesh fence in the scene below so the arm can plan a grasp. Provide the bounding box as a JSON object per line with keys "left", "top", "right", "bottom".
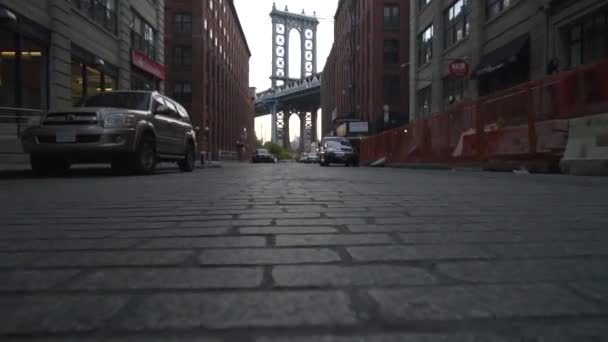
{"left": 359, "top": 58, "right": 608, "bottom": 165}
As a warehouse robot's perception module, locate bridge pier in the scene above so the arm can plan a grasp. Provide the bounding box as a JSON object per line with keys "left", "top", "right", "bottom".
{"left": 276, "top": 111, "right": 285, "bottom": 147}
{"left": 311, "top": 110, "right": 318, "bottom": 143}
{"left": 270, "top": 102, "right": 278, "bottom": 145}
{"left": 282, "top": 111, "right": 290, "bottom": 149}
{"left": 298, "top": 113, "right": 306, "bottom": 152}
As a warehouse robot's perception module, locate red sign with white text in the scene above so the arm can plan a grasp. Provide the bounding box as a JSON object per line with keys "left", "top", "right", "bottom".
{"left": 131, "top": 49, "right": 166, "bottom": 80}
{"left": 449, "top": 59, "right": 469, "bottom": 77}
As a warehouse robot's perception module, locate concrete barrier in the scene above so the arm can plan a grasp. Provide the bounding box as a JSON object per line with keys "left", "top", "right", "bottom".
{"left": 561, "top": 113, "right": 608, "bottom": 176}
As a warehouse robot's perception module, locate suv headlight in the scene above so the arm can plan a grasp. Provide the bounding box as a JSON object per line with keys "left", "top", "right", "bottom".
{"left": 103, "top": 114, "right": 136, "bottom": 128}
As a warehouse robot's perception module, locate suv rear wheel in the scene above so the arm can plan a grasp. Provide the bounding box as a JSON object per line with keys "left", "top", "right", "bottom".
{"left": 178, "top": 141, "right": 196, "bottom": 172}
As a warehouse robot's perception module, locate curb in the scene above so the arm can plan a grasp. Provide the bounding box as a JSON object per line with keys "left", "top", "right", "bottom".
{"left": 371, "top": 163, "right": 484, "bottom": 171}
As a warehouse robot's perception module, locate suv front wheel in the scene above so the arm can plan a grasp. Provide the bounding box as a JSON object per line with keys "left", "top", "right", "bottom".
{"left": 178, "top": 141, "right": 196, "bottom": 172}
{"left": 131, "top": 134, "right": 157, "bottom": 174}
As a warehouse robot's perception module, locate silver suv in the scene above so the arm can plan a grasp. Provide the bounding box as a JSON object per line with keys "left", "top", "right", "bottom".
{"left": 21, "top": 91, "right": 197, "bottom": 175}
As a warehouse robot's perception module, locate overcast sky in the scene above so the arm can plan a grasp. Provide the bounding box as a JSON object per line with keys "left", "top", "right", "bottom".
{"left": 234, "top": 0, "right": 338, "bottom": 143}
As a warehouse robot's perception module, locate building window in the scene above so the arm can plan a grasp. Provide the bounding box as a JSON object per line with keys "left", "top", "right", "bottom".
{"left": 174, "top": 81, "right": 192, "bottom": 104}
{"left": 568, "top": 11, "right": 608, "bottom": 68}
{"left": 418, "top": 0, "right": 432, "bottom": 11}
{"left": 486, "top": 0, "right": 513, "bottom": 20}
{"left": 384, "top": 5, "right": 399, "bottom": 30}
{"left": 418, "top": 25, "right": 433, "bottom": 65}
{"left": 1, "top": 30, "right": 48, "bottom": 110}
{"left": 174, "top": 13, "right": 192, "bottom": 33}
{"left": 131, "top": 69, "right": 158, "bottom": 91}
{"left": 383, "top": 76, "right": 400, "bottom": 105}
{"left": 70, "top": 59, "right": 117, "bottom": 106}
{"left": 383, "top": 40, "right": 399, "bottom": 64}
{"left": 131, "top": 11, "right": 157, "bottom": 61}
{"left": 174, "top": 46, "right": 192, "bottom": 69}
{"left": 445, "top": 0, "right": 469, "bottom": 49}
{"left": 72, "top": 0, "right": 117, "bottom": 34}
{"left": 417, "top": 85, "right": 432, "bottom": 117}
{"left": 443, "top": 76, "right": 466, "bottom": 107}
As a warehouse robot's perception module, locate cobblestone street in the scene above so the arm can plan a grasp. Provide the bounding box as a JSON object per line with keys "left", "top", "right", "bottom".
{"left": 1, "top": 163, "right": 608, "bottom": 341}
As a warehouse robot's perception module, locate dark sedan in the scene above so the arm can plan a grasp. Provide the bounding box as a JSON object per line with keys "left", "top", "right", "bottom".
{"left": 319, "top": 137, "right": 358, "bottom": 167}
{"left": 252, "top": 149, "right": 277, "bottom": 163}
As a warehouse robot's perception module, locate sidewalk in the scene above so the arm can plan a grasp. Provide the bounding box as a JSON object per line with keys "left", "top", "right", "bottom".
{"left": 0, "top": 153, "right": 30, "bottom": 171}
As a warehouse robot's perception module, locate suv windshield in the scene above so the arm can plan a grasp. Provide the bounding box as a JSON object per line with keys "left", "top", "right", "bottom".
{"left": 83, "top": 92, "right": 151, "bottom": 111}
{"left": 257, "top": 149, "right": 269, "bottom": 154}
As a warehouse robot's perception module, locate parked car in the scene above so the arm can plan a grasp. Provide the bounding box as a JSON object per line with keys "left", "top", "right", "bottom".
{"left": 297, "top": 153, "right": 309, "bottom": 163}
{"left": 252, "top": 149, "right": 277, "bottom": 163}
{"left": 307, "top": 152, "right": 320, "bottom": 163}
{"left": 319, "top": 136, "right": 358, "bottom": 166}
{"left": 21, "top": 91, "right": 197, "bottom": 176}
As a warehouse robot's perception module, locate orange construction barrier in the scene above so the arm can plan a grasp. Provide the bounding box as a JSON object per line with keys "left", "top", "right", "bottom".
{"left": 360, "top": 58, "right": 608, "bottom": 170}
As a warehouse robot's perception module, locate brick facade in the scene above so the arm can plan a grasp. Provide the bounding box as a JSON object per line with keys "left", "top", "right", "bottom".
{"left": 330, "top": 0, "right": 410, "bottom": 134}
{"left": 320, "top": 45, "right": 336, "bottom": 137}
{"left": 165, "top": 0, "right": 254, "bottom": 160}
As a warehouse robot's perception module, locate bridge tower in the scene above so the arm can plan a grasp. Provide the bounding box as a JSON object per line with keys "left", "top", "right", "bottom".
{"left": 269, "top": 3, "right": 319, "bottom": 148}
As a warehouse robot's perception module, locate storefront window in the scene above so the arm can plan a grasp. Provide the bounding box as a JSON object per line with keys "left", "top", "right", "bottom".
{"left": 105, "top": 75, "right": 116, "bottom": 92}
{"left": 20, "top": 38, "right": 47, "bottom": 110}
{"left": 0, "top": 29, "right": 17, "bottom": 108}
{"left": 71, "top": 61, "right": 84, "bottom": 105}
{"left": 443, "top": 76, "right": 466, "bottom": 107}
{"left": 86, "top": 66, "right": 101, "bottom": 98}
{"left": 71, "top": 58, "right": 117, "bottom": 105}
{"left": 131, "top": 70, "right": 158, "bottom": 91}
{"left": 1, "top": 28, "right": 48, "bottom": 110}
{"left": 417, "top": 85, "right": 432, "bottom": 117}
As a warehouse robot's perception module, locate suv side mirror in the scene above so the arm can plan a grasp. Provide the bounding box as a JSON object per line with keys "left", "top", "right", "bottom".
{"left": 154, "top": 105, "right": 173, "bottom": 116}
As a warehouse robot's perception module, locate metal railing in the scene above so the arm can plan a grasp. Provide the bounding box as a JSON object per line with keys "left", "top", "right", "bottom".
{"left": 0, "top": 107, "right": 45, "bottom": 139}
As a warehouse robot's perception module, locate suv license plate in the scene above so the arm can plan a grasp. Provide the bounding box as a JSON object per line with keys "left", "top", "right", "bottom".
{"left": 56, "top": 131, "right": 76, "bottom": 143}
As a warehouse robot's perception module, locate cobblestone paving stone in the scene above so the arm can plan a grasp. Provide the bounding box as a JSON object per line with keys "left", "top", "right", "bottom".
{"left": 1, "top": 163, "right": 608, "bottom": 340}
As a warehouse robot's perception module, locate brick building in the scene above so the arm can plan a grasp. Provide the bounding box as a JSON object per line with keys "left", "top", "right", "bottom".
{"left": 330, "top": 0, "right": 410, "bottom": 137}
{"left": 165, "top": 0, "right": 254, "bottom": 161}
{"left": 320, "top": 45, "right": 336, "bottom": 137}
{"left": 410, "top": 0, "right": 608, "bottom": 120}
